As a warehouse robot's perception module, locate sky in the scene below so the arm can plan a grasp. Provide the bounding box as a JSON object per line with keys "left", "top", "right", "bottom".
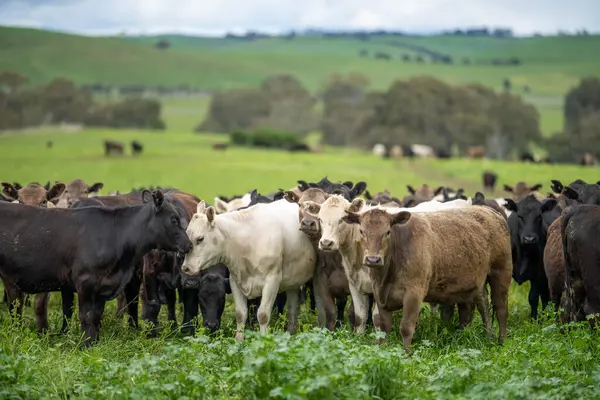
{"left": 0, "top": 0, "right": 598, "bottom": 37}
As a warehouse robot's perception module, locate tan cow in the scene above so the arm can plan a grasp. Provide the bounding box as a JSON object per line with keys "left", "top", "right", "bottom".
{"left": 543, "top": 217, "right": 567, "bottom": 317}
{"left": 342, "top": 206, "right": 512, "bottom": 351}
{"left": 0, "top": 181, "right": 66, "bottom": 332}
{"left": 284, "top": 188, "right": 356, "bottom": 331}
{"left": 504, "top": 182, "right": 544, "bottom": 201}
{"left": 55, "top": 179, "right": 104, "bottom": 208}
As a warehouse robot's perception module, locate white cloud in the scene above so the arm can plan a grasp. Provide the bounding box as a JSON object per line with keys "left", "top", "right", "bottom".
{"left": 0, "top": 0, "right": 598, "bottom": 36}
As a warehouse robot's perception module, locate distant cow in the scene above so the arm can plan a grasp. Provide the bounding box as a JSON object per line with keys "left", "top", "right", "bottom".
{"left": 504, "top": 182, "right": 544, "bottom": 201}
{"left": 467, "top": 145, "right": 485, "bottom": 158}
{"left": 342, "top": 206, "right": 512, "bottom": 351}
{"left": 131, "top": 140, "right": 143, "bottom": 156}
{"left": 411, "top": 144, "right": 435, "bottom": 158}
{"left": 212, "top": 143, "right": 228, "bottom": 151}
{"left": 297, "top": 177, "right": 367, "bottom": 202}
{"left": 372, "top": 143, "right": 386, "bottom": 158}
{"left": 364, "top": 189, "right": 402, "bottom": 207}
{"left": 520, "top": 152, "right": 536, "bottom": 163}
{"left": 390, "top": 145, "right": 403, "bottom": 158}
{"left": 104, "top": 140, "right": 124, "bottom": 156}
{"left": 482, "top": 171, "right": 498, "bottom": 193}
{"left": 55, "top": 179, "right": 104, "bottom": 208}
{"left": 580, "top": 152, "right": 597, "bottom": 166}
{"left": 403, "top": 184, "right": 444, "bottom": 206}
{"left": 0, "top": 190, "right": 191, "bottom": 347}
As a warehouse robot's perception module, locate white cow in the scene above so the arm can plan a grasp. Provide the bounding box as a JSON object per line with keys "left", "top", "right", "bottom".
{"left": 411, "top": 144, "right": 436, "bottom": 158}
{"left": 213, "top": 192, "right": 252, "bottom": 214}
{"left": 372, "top": 143, "right": 386, "bottom": 158}
{"left": 182, "top": 199, "right": 317, "bottom": 341}
{"left": 301, "top": 195, "right": 472, "bottom": 333}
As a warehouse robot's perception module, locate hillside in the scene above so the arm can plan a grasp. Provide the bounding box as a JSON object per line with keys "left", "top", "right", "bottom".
{"left": 1, "top": 26, "right": 599, "bottom": 134}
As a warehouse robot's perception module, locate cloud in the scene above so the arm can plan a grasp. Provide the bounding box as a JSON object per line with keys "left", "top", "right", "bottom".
{"left": 0, "top": 0, "right": 598, "bottom": 36}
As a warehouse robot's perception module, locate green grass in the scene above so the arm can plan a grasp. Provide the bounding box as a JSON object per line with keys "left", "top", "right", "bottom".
{"left": 2, "top": 27, "right": 600, "bottom": 135}
{"left": 2, "top": 126, "right": 600, "bottom": 398}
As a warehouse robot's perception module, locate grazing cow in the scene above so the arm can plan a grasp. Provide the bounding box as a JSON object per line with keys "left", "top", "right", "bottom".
{"left": 372, "top": 144, "right": 386, "bottom": 158}
{"left": 212, "top": 143, "right": 228, "bottom": 151}
{"left": 504, "top": 195, "right": 559, "bottom": 318}
{"left": 520, "top": 152, "right": 536, "bottom": 163}
{"left": 214, "top": 192, "right": 252, "bottom": 213}
{"left": 0, "top": 182, "right": 66, "bottom": 331}
{"left": 467, "top": 145, "right": 486, "bottom": 159}
{"left": 131, "top": 140, "right": 143, "bottom": 156}
{"left": 305, "top": 196, "right": 473, "bottom": 334}
{"left": 504, "top": 182, "right": 544, "bottom": 201}
{"left": 483, "top": 171, "right": 498, "bottom": 193}
{"left": 104, "top": 140, "right": 125, "bottom": 156}
{"left": 342, "top": 206, "right": 512, "bottom": 351}
{"left": 284, "top": 188, "right": 358, "bottom": 331}
{"left": 562, "top": 205, "right": 600, "bottom": 324}
{"left": 0, "top": 190, "right": 191, "bottom": 346}
{"left": 580, "top": 152, "right": 597, "bottom": 166}
{"left": 55, "top": 179, "right": 104, "bottom": 208}
{"left": 181, "top": 199, "right": 318, "bottom": 341}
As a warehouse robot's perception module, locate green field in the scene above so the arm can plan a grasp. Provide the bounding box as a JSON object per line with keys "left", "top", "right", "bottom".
{"left": 2, "top": 27, "right": 600, "bottom": 135}
{"left": 2, "top": 126, "right": 600, "bottom": 398}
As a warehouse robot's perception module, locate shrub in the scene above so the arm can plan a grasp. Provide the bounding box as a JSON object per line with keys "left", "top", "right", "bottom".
{"left": 230, "top": 129, "right": 304, "bottom": 149}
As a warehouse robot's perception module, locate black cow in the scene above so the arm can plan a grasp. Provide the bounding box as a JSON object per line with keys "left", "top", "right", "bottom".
{"left": 562, "top": 204, "right": 600, "bottom": 325}
{"left": 0, "top": 190, "right": 191, "bottom": 346}
{"left": 504, "top": 195, "right": 559, "bottom": 318}
{"left": 297, "top": 177, "right": 367, "bottom": 202}
{"left": 483, "top": 171, "right": 498, "bottom": 193}
{"left": 131, "top": 140, "right": 144, "bottom": 156}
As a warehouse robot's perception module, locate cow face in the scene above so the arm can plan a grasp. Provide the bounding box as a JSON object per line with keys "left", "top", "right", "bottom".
{"left": 343, "top": 208, "right": 411, "bottom": 267}
{"left": 56, "top": 179, "right": 104, "bottom": 208}
{"left": 285, "top": 188, "right": 329, "bottom": 239}
{"left": 304, "top": 195, "right": 365, "bottom": 252}
{"left": 214, "top": 192, "right": 251, "bottom": 214}
{"left": 143, "top": 190, "right": 192, "bottom": 255}
{"left": 515, "top": 195, "right": 545, "bottom": 245}
{"left": 504, "top": 182, "right": 543, "bottom": 201}
{"left": 182, "top": 201, "right": 222, "bottom": 275}
{"left": 197, "top": 271, "right": 231, "bottom": 332}
{"left": 1, "top": 182, "right": 65, "bottom": 207}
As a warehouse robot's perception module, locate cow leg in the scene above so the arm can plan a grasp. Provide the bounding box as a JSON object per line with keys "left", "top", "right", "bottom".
{"left": 348, "top": 283, "right": 369, "bottom": 333}
{"left": 124, "top": 273, "right": 141, "bottom": 329}
{"left": 181, "top": 288, "right": 199, "bottom": 336}
{"left": 116, "top": 292, "right": 127, "bottom": 319}
{"left": 275, "top": 292, "right": 287, "bottom": 317}
{"left": 4, "top": 282, "right": 24, "bottom": 319}
{"left": 489, "top": 268, "right": 510, "bottom": 345}
{"left": 285, "top": 289, "right": 301, "bottom": 334}
{"left": 306, "top": 280, "right": 316, "bottom": 312}
{"left": 60, "top": 289, "right": 75, "bottom": 333}
{"left": 347, "top": 298, "right": 356, "bottom": 329}
{"left": 430, "top": 303, "right": 439, "bottom": 314}
{"left": 229, "top": 278, "right": 248, "bottom": 341}
{"left": 540, "top": 277, "right": 550, "bottom": 315}
{"left": 322, "top": 290, "right": 336, "bottom": 332}
{"left": 165, "top": 288, "right": 177, "bottom": 325}
{"left": 256, "top": 278, "right": 281, "bottom": 334}
{"left": 399, "top": 290, "right": 425, "bottom": 352}
{"left": 458, "top": 301, "right": 477, "bottom": 328}
{"left": 77, "top": 291, "right": 101, "bottom": 347}
{"left": 246, "top": 298, "right": 258, "bottom": 327}
{"left": 143, "top": 275, "right": 161, "bottom": 330}
{"left": 34, "top": 293, "right": 51, "bottom": 333}
{"left": 2, "top": 289, "right": 7, "bottom": 305}
{"left": 440, "top": 303, "right": 455, "bottom": 323}
{"left": 528, "top": 281, "right": 541, "bottom": 319}
{"left": 310, "top": 268, "right": 326, "bottom": 328}
{"left": 335, "top": 296, "right": 347, "bottom": 329}
{"left": 375, "top": 304, "right": 393, "bottom": 344}
{"left": 367, "top": 295, "right": 375, "bottom": 327}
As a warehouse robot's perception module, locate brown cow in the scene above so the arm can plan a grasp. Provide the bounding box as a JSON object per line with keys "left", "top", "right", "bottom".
{"left": 403, "top": 184, "right": 444, "bottom": 207}
{"left": 342, "top": 206, "right": 512, "bottom": 352}
{"left": 504, "top": 182, "right": 544, "bottom": 201}
{"left": 104, "top": 140, "right": 124, "bottom": 156}
{"left": 55, "top": 179, "right": 104, "bottom": 208}
{"left": 482, "top": 171, "right": 498, "bottom": 193}
{"left": 543, "top": 218, "right": 565, "bottom": 313}
{"left": 364, "top": 189, "right": 402, "bottom": 207}
{"left": 0, "top": 181, "right": 66, "bottom": 332}
{"left": 467, "top": 145, "right": 486, "bottom": 159}
{"left": 284, "top": 188, "right": 356, "bottom": 331}
{"left": 580, "top": 152, "right": 597, "bottom": 166}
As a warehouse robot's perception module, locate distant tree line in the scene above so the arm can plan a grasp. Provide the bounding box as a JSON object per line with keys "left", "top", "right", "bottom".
{"left": 0, "top": 71, "right": 165, "bottom": 131}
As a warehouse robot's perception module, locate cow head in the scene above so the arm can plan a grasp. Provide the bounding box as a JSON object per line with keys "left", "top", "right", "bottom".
{"left": 343, "top": 208, "right": 411, "bottom": 267}
{"left": 182, "top": 201, "right": 223, "bottom": 275}
{"left": 285, "top": 188, "right": 329, "bottom": 239}
{"left": 504, "top": 182, "right": 543, "bottom": 201}
{"left": 197, "top": 268, "right": 231, "bottom": 333}
{"left": 1, "top": 182, "right": 65, "bottom": 207}
{"left": 142, "top": 190, "right": 192, "bottom": 255}
{"left": 214, "top": 192, "right": 251, "bottom": 213}
{"left": 55, "top": 179, "right": 104, "bottom": 208}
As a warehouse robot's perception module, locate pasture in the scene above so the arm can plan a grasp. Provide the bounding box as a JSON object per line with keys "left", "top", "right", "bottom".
{"left": 1, "top": 126, "right": 600, "bottom": 399}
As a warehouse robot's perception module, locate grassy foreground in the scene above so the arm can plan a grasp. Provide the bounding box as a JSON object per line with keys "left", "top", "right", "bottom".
{"left": 2, "top": 127, "right": 600, "bottom": 398}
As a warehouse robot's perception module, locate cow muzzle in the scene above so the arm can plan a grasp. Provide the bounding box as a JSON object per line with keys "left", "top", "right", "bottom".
{"left": 521, "top": 235, "right": 538, "bottom": 245}
{"left": 364, "top": 256, "right": 383, "bottom": 267}
{"left": 319, "top": 239, "right": 335, "bottom": 251}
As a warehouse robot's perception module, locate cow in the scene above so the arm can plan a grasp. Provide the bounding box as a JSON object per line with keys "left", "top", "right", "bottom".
{"left": 504, "top": 182, "right": 544, "bottom": 201}
{"left": 297, "top": 177, "right": 367, "bottom": 202}
{"left": 467, "top": 145, "right": 486, "bottom": 159}
{"left": 181, "top": 199, "right": 318, "bottom": 341}
{"left": 284, "top": 188, "right": 358, "bottom": 331}
{"left": 404, "top": 184, "right": 444, "bottom": 206}
{"left": 131, "top": 140, "right": 143, "bottom": 156}
{"left": 372, "top": 144, "right": 386, "bottom": 158}
{"left": 390, "top": 145, "right": 403, "bottom": 158}
{"left": 214, "top": 192, "right": 252, "bottom": 213}
{"left": 472, "top": 192, "right": 507, "bottom": 218}
{"left": 363, "top": 189, "right": 402, "bottom": 207}
{"left": 0, "top": 181, "right": 66, "bottom": 332}
{"left": 54, "top": 179, "right": 104, "bottom": 208}
{"left": 104, "top": 140, "right": 125, "bottom": 156}
{"left": 580, "top": 152, "right": 597, "bottom": 166}
{"left": 304, "top": 195, "right": 473, "bottom": 334}
{"left": 562, "top": 204, "right": 600, "bottom": 325}
{"left": 483, "top": 171, "right": 498, "bottom": 193}
{"left": 342, "top": 206, "right": 512, "bottom": 352}
{"left": 0, "top": 190, "right": 191, "bottom": 347}
{"left": 212, "top": 143, "right": 228, "bottom": 151}
{"left": 503, "top": 194, "right": 559, "bottom": 319}
{"left": 411, "top": 144, "right": 436, "bottom": 158}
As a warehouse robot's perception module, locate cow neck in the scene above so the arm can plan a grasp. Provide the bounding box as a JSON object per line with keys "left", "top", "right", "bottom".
{"left": 212, "top": 214, "right": 245, "bottom": 267}
{"left": 339, "top": 224, "right": 364, "bottom": 274}
{"left": 112, "top": 203, "right": 156, "bottom": 262}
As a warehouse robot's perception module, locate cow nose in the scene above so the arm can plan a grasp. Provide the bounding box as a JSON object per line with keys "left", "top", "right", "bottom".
{"left": 365, "top": 256, "right": 383, "bottom": 266}
{"left": 522, "top": 235, "right": 537, "bottom": 244}
{"left": 205, "top": 321, "right": 219, "bottom": 331}
{"left": 320, "top": 239, "right": 333, "bottom": 249}
{"left": 301, "top": 220, "right": 316, "bottom": 229}
{"left": 181, "top": 265, "right": 191, "bottom": 274}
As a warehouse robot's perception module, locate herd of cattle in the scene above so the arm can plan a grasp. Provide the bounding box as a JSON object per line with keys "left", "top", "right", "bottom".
{"left": 0, "top": 174, "right": 598, "bottom": 350}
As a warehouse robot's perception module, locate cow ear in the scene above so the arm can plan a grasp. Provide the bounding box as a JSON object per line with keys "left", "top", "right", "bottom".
{"left": 530, "top": 183, "right": 543, "bottom": 192}
{"left": 43, "top": 181, "right": 51, "bottom": 191}
{"left": 89, "top": 182, "right": 104, "bottom": 193}
{"left": 503, "top": 198, "right": 518, "bottom": 212}
{"left": 152, "top": 190, "right": 164, "bottom": 211}
{"left": 284, "top": 190, "right": 300, "bottom": 204}
{"left": 46, "top": 183, "right": 66, "bottom": 202}
{"left": 550, "top": 180, "right": 564, "bottom": 194}
{"left": 407, "top": 185, "right": 416, "bottom": 195}
{"left": 1, "top": 182, "right": 18, "bottom": 201}
{"left": 474, "top": 192, "right": 485, "bottom": 204}
{"left": 563, "top": 186, "right": 579, "bottom": 200}
{"left": 342, "top": 181, "right": 353, "bottom": 189}
{"left": 351, "top": 182, "right": 367, "bottom": 198}
{"left": 273, "top": 190, "right": 285, "bottom": 201}
{"left": 297, "top": 180, "right": 310, "bottom": 191}
{"left": 392, "top": 211, "right": 411, "bottom": 226}
{"left": 503, "top": 184, "right": 514, "bottom": 193}
{"left": 13, "top": 182, "right": 22, "bottom": 191}
{"left": 342, "top": 211, "right": 360, "bottom": 225}
{"left": 224, "top": 278, "right": 231, "bottom": 294}
{"left": 141, "top": 190, "right": 153, "bottom": 203}
{"left": 541, "top": 198, "right": 558, "bottom": 213}
{"left": 364, "top": 190, "right": 373, "bottom": 200}
{"left": 213, "top": 197, "right": 228, "bottom": 213}
{"left": 348, "top": 198, "right": 365, "bottom": 213}
{"left": 197, "top": 201, "right": 207, "bottom": 215}
{"left": 442, "top": 188, "right": 450, "bottom": 201}
{"left": 434, "top": 186, "right": 444, "bottom": 196}
{"left": 206, "top": 206, "right": 216, "bottom": 226}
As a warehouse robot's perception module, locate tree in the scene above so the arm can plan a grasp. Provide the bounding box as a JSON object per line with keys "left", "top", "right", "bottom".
{"left": 564, "top": 77, "right": 600, "bottom": 133}
{"left": 0, "top": 71, "right": 28, "bottom": 94}
{"left": 155, "top": 39, "right": 171, "bottom": 50}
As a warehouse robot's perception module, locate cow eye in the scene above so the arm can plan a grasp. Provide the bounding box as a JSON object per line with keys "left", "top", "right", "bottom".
{"left": 196, "top": 237, "right": 204, "bottom": 245}
{"left": 41, "top": 200, "right": 47, "bottom": 206}
{"left": 171, "top": 217, "right": 180, "bottom": 226}
{"left": 385, "top": 230, "right": 391, "bottom": 237}
{"left": 359, "top": 229, "right": 364, "bottom": 235}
